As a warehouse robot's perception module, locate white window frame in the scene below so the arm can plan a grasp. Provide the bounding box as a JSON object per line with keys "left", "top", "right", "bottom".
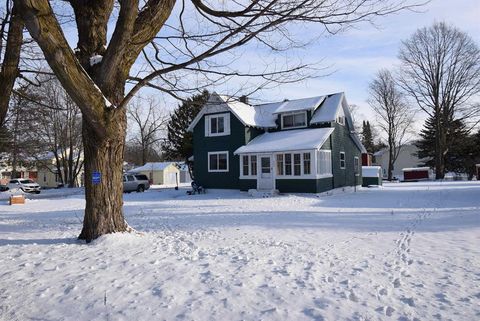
{"left": 281, "top": 111, "right": 307, "bottom": 130}
{"left": 239, "top": 155, "right": 258, "bottom": 178}
{"left": 337, "top": 115, "right": 345, "bottom": 126}
{"left": 317, "top": 150, "right": 333, "bottom": 178}
{"left": 340, "top": 152, "right": 346, "bottom": 169}
{"left": 274, "top": 151, "right": 316, "bottom": 179}
{"left": 205, "top": 113, "right": 230, "bottom": 137}
{"left": 208, "top": 151, "right": 229, "bottom": 172}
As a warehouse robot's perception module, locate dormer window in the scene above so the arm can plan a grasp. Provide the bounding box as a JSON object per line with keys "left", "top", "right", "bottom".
{"left": 205, "top": 113, "right": 230, "bottom": 137}
{"left": 281, "top": 111, "right": 307, "bottom": 129}
{"left": 337, "top": 115, "right": 345, "bottom": 126}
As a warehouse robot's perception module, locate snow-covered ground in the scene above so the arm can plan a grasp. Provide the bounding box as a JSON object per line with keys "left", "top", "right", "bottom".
{"left": 0, "top": 181, "right": 479, "bottom": 321}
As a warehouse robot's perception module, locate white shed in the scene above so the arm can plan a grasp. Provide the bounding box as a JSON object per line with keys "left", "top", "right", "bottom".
{"left": 129, "top": 162, "right": 180, "bottom": 185}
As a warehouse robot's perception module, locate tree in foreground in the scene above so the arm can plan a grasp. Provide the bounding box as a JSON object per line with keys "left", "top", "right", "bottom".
{"left": 10, "top": 0, "right": 423, "bottom": 241}
{"left": 398, "top": 22, "right": 480, "bottom": 179}
{"left": 368, "top": 69, "right": 413, "bottom": 181}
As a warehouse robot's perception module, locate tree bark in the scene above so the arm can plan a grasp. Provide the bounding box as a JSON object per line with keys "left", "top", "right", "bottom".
{"left": 0, "top": 4, "right": 23, "bottom": 127}
{"left": 79, "top": 109, "right": 128, "bottom": 241}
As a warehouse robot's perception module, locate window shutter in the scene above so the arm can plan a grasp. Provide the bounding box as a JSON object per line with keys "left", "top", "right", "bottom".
{"left": 204, "top": 115, "right": 210, "bottom": 137}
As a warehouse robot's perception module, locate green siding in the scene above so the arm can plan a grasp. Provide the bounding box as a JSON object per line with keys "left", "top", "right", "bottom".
{"left": 193, "top": 111, "right": 246, "bottom": 189}
{"left": 362, "top": 177, "right": 382, "bottom": 187}
{"left": 275, "top": 177, "right": 333, "bottom": 193}
{"left": 239, "top": 179, "right": 256, "bottom": 191}
{"left": 329, "top": 123, "right": 362, "bottom": 188}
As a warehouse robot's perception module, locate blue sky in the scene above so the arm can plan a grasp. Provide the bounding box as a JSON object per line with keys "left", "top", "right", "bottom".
{"left": 213, "top": 0, "right": 480, "bottom": 125}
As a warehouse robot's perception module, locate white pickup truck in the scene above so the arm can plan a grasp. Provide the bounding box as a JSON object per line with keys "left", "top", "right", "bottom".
{"left": 123, "top": 174, "right": 150, "bottom": 193}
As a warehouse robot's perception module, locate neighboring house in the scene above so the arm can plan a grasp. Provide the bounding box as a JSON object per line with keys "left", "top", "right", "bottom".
{"left": 129, "top": 162, "right": 180, "bottom": 185}
{"left": 373, "top": 144, "right": 426, "bottom": 179}
{"left": 187, "top": 92, "right": 366, "bottom": 193}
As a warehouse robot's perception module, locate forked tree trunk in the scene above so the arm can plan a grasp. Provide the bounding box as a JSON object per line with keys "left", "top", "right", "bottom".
{"left": 79, "top": 109, "right": 128, "bottom": 242}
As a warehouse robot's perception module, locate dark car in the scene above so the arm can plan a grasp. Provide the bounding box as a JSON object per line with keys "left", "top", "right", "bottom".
{"left": 0, "top": 185, "right": 9, "bottom": 192}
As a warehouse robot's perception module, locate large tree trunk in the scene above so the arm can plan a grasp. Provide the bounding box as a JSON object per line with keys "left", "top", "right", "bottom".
{"left": 434, "top": 117, "right": 445, "bottom": 179}
{"left": 79, "top": 109, "right": 128, "bottom": 242}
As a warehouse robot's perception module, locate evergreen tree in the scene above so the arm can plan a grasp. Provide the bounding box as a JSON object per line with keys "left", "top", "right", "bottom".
{"left": 162, "top": 90, "right": 209, "bottom": 162}
{"left": 361, "top": 120, "right": 374, "bottom": 153}
{"left": 416, "top": 115, "right": 473, "bottom": 175}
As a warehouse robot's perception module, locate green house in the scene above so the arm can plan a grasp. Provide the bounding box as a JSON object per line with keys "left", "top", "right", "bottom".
{"left": 187, "top": 92, "right": 366, "bottom": 193}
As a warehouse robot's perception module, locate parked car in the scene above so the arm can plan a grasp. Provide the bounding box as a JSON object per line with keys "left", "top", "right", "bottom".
{"left": 0, "top": 185, "right": 9, "bottom": 192}
{"left": 8, "top": 179, "right": 41, "bottom": 194}
{"left": 123, "top": 174, "right": 150, "bottom": 193}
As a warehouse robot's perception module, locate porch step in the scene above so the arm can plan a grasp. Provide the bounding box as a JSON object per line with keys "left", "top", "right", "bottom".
{"left": 247, "top": 189, "right": 279, "bottom": 198}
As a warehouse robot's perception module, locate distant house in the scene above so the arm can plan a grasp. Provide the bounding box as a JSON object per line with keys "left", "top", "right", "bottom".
{"left": 187, "top": 92, "right": 365, "bottom": 193}
{"left": 373, "top": 144, "right": 427, "bottom": 179}
{"left": 129, "top": 162, "right": 180, "bottom": 185}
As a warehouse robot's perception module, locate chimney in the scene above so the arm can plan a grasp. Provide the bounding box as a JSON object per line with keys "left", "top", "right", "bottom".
{"left": 239, "top": 95, "right": 248, "bottom": 104}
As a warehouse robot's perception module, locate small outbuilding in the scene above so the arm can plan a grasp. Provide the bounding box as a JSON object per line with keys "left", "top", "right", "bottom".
{"left": 402, "top": 167, "right": 430, "bottom": 182}
{"left": 129, "top": 162, "right": 180, "bottom": 185}
{"left": 362, "top": 166, "right": 382, "bottom": 187}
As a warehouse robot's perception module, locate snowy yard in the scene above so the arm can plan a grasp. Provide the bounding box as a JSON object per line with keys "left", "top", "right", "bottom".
{"left": 0, "top": 182, "right": 479, "bottom": 321}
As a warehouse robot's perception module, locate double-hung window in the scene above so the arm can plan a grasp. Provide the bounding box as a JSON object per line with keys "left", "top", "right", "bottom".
{"left": 240, "top": 155, "right": 257, "bottom": 177}
{"left": 276, "top": 152, "right": 313, "bottom": 177}
{"left": 281, "top": 112, "right": 307, "bottom": 129}
{"left": 205, "top": 113, "right": 230, "bottom": 136}
{"left": 208, "top": 151, "right": 229, "bottom": 172}
{"left": 340, "top": 152, "right": 346, "bottom": 169}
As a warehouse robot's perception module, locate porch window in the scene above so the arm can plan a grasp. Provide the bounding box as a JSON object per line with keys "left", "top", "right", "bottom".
{"left": 317, "top": 150, "right": 332, "bottom": 176}
{"left": 208, "top": 151, "right": 229, "bottom": 172}
{"left": 293, "top": 153, "right": 301, "bottom": 176}
{"left": 276, "top": 154, "right": 284, "bottom": 175}
{"left": 285, "top": 154, "right": 292, "bottom": 175}
{"left": 340, "top": 152, "right": 345, "bottom": 169}
{"left": 303, "top": 152, "right": 311, "bottom": 175}
{"left": 242, "top": 155, "right": 249, "bottom": 176}
{"left": 250, "top": 156, "right": 257, "bottom": 175}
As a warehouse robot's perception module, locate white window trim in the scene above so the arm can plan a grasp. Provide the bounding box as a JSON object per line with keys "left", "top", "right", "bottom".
{"left": 316, "top": 149, "right": 333, "bottom": 178}
{"left": 205, "top": 113, "right": 230, "bottom": 137}
{"left": 354, "top": 156, "right": 360, "bottom": 176}
{"left": 208, "top": 151, "right": 229, "bottom": 172}
{"left": 337, "top": 115, "right": 345, "bottom": 126}
{"left": 340, "top": 151, "right": 346, "bottom": 169}
{"left": 274, "top": 150, "right": 317, "bottom": 179}
{"left": 280, "top": 111, "right": 308, "bottom": 130}
{"left": 239, "top": 154, "right": 257, "bottom": 179}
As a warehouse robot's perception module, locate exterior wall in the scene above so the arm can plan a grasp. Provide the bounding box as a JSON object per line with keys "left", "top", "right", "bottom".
{"left": 330, "top": 123, "right": 362, "bottom": 188}
{"left": 239, "top": 179, "right": 256, "bottom": 191}
{"left": 37, "top": 168, "right": 59, "bottom": 188}
{"left": 163, "top": 165, "right": 180, "bottom": 185}
{"left": 373, "top": 145, "right": 424, "bottom": 179}
{"left": 362, "top": 177, "right": 382, "bottom": 187}
{"left": 137, "top": 165, "right": 180, "bottom": 185}
{"left": 193, "top": 111, "right": 250, "bottom": 189}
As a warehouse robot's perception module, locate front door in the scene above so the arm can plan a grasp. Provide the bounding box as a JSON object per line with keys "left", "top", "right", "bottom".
{"left": 257, "top": 155, "right": 274, "bottom": 190}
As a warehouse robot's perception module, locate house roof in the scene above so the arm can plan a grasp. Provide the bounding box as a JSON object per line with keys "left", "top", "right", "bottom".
{"left": 234, "top": 128, "right": 334, "bottom": 154}
{"left": 310, "top": 93, "right": 344, "bottom": 124}
{"left": 129, "top": 162, "right": 177, "bottom": 172}
{"left": 265, "top": 96, "right": 326, "bottom": 114}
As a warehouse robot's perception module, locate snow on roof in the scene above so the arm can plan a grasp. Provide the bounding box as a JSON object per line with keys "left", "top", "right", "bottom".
{"left": 130, "top": 162, "right": 177, "bottom": 172}
{"left": 268, "top": 96, "right": 325, "bottom": 114}
{"left": 402, "top": 167, "right": 430, "bottom": 172}
{"left": 234, "top": 128, "right": 334, "bottom": 154}
{"left": 310, "top": 93, "right": 344, "bottom": 124}
{"left": 362, "top": 166, "right": 382, "bottom": 177}
{"left": 220, "top": 96, "right": 277, "bottom": 128}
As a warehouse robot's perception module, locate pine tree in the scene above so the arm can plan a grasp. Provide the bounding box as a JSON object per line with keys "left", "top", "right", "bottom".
{"left": 162, "top": 90, "right": 209, "bottom": 162}
{"left": 361, "top": 121, "right": 375, "bottom": 153}
{"left": 416, "top": 115, "right": 472, "bottom": 175}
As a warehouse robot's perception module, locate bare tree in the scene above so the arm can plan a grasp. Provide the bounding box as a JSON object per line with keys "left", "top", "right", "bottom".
{"left": 10, "top": 0, "right": 424, "bottom": 241}
{"left": 369, "top": 69, "right": 414, "bottom": 181}
{"left": 127, "top": 96, "right": 169, "bottom": 165}
{"left": 398, "top": 22, "right": 480, "bottom": 179}
{"left": 26, "top": 78, "right": 84, "bottom": 188}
